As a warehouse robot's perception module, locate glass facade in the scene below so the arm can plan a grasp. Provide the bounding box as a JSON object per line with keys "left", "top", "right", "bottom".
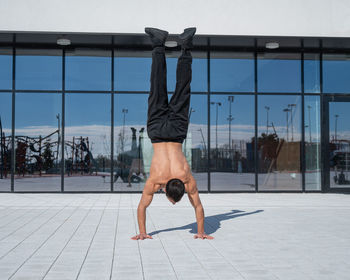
{"left": 1, "top": 44, "right": 349, "bottom": 192}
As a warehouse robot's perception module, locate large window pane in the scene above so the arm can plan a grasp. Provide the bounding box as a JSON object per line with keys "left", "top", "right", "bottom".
{"left": 257, "top": 95, "right": 302, "bottom": 190}
{"left": 304, "top": 53, "right": 321, "bottom": 93}
{"left": 305, "top": 96, "right": 321, "bottom": 190}
{"left": 114, "top": 93, "right": 208, "bottom": 191}
{"left": 115, "top": 51, "right": 207, "bottom": 92}
{"left": 66, "top": 49, "right": 111, "bottom": 91}
{"left": 211, "top": 52, "right": 254, "bottom": 92}
{"left": 210, "top": 95, "right": 255, "bottom": 191}
{"left": 16, "top": 49, "right": 62, "bottom": 90}
{"left": 186, "top": 94, "right": 208, "bottom": 191}
{"left": 64, "top": 93, "right": 111, "bottom": 191}
{"left": 0, "top": 48, "right": 12, "bottom": 90}
{"left": 258, "top": 53, "right": 301, "bottom": 93}
{"left": 14, "top": 93, "right": 61, "bottom": 191}
{"left": 166, "top": 51, "right": 207, "bottom": 92}
{"left": 113, "top": 94, "right": 148, "bottom": 191}
{"left": 0, "top": 92, "right": 12, "bottom": 191}
{"left": 323, "top": 54, "right": 350, "bottom": 94}
{"left": 115, "top": 51, "right": 151, "bottom": 91}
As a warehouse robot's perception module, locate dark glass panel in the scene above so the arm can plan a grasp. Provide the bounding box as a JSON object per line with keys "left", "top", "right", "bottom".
{"left": 64, "top": 93, "right": 111, "bottom": 191}
{"left": 16, "top": 49, "right": 62, "bottom": 90}
{"left": 258, "top": 53, "right": 301, "bottom": 93}
{"left": 14, "top": 92, "right": 61, "bottom": 191}
{"left": 210, "top": 95, "right": 255, "bottom": 191}
{"left": 257, "top": 95, "right": 302, "bottom": 190}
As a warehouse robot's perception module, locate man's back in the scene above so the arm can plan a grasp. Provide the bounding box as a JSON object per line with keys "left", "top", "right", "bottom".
{"left": 149, "top": 142, "right": 190, "bottom": 187}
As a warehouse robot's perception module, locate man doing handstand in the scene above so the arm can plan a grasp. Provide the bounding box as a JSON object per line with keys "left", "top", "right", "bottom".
{"left": 132, "top": 27, "right": 213, "bottom": 240}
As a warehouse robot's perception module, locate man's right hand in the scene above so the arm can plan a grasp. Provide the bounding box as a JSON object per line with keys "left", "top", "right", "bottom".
{"left": 131, "top": 233, "right": 153, "bottom": 240}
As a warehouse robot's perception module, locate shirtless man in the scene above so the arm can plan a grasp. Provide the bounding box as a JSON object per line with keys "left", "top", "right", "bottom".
{"left": 132, "top": 27, "right": 213, "bottom": 240}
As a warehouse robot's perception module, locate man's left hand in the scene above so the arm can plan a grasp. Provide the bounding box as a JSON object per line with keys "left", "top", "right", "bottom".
{"left": 194, "top": 233, "right": 214, "bottom": 239}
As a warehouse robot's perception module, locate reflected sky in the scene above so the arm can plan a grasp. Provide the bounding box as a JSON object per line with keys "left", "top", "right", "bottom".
{"left": 115, "top": 56, "right": 207, "bottom": 92}
{"left": 258, "top": 57, "right": 301, "bottom": 93}
{"left": 211, "top": 58, "right": 254, "bottom": 92}
{"left": 0, "top": 54, "right": 12, "bottom": 89}
{"left": 16, "top": 54, "right": 62, "bottom": 90}
{"left": 329, "top": 102, "right": 350, "bottom": 140}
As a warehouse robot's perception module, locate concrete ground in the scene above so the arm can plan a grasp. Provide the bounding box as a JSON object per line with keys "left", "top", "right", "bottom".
{"left": 0, "top": 193, "right": 349, "bottom": 280}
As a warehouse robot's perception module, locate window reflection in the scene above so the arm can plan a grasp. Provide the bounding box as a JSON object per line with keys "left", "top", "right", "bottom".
{"left": 0, "top": 92, "right": 12, "bottom": 191}
{"left": 258, "top": 53, "right": 301, "bottom": 93}
{"left": 257, "top": 95, "right": 302, "bottom": 190}
{"left": 305, "top": 96, "right": 321, "bottom": 190}
{"left": 14, "top": 93, "right": 61, "bottom": 191}
{"left": 16, "top": 49, "right": 62, "bottom": 90}
{"left": 210, "top": 95, "right": 255, "bottom": 191}
{"left": 329, "top": 101, "right": 350, "bottom": 188}
{"left": 211, "top": 52, "right": 254, "bottom": 92}
{"left": 115, "top": 51, "right": 151, "bottom": 91}
{"left": 114, "top": 94, "right": 208, "bottom": 191}
{"left": 323, "top": 54, "right": 350, "bottom": 94}
{"left": 304, "top": 53, "right": 320, "bottom": 93}
{"left": 166, "top": 51, "right": 207, "bottom": 92}
{"left": 0, "top": 48, "right": 12, "bottom": 90}
{"left": 66, "top": 49, "right": 111, "bottom": 91}
{"left": 114, "top": 94, "right": 148, "bottom": 191}
{"left": 64, "top": 93, "right": 111, "bottom": 191}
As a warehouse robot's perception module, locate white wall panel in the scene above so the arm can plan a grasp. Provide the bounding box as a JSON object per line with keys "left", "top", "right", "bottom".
{"left": 0, "top": 0, "right": 349, "bottom": 37}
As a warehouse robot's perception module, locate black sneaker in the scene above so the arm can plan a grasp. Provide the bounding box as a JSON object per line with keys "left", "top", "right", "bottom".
{"left": 145, "top": 27, "right": 169, "bottom": 47}
{"left": 179, "top": 27, "right": 196, "bottom": 50}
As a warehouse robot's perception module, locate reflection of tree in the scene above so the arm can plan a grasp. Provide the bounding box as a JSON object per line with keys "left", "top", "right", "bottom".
{"left": 42, "top": 141, "right": 54, "bottom": 171}
{"left": 253, "top": 132, "right": 280, "bottom": 172}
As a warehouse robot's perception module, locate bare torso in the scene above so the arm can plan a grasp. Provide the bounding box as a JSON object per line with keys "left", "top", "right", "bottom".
{"left": 148, "top": 142, "right": 192, "bottom": 192}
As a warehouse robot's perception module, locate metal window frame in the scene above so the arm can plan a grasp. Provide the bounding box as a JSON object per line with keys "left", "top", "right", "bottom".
{"left": 2, "top": 35, "right": 350, "bottom": 193}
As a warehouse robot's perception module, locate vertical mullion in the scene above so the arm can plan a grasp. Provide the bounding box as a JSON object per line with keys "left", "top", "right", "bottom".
{"left": 111, "top": 46, "right": 115, "bottom": 192}
{"left": 11, "top": 35, "right": 16, "bottom": 192}
{"left": 320, "top": 40, "right": 325, "bottom": 191}
{"left": 207, "top": 39, "right": 211, "bottom": 193}
{"left": 254, "top": 40, "right": 258, "bottom": 192}
{"left": 301, "top": 44, "right": 306, "bottom": 192}
{"left": 61, "top": 49, "right": 65, "bottom": 192}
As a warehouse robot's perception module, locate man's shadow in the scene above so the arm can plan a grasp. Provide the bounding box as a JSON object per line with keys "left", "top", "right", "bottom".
{"left": 148, "top": 209, "right": 264, "bottom": 236}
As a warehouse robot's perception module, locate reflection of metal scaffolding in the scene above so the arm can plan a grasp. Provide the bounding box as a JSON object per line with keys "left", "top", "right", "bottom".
{"left": 331, "top": 139, "right": 350, "bottom": 185}
{"left": 0, "top": 128, "right": 60, "bottom": 178}
{"left": 64, "top": 136, "right": 97, "bottom": 176}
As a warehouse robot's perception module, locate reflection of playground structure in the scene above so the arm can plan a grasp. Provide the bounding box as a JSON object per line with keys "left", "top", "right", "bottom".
{"left": 0, "top": 128, "right": 60, "bottom": 179}
{"left": 65, "top": 136, "right": 98, "bottom": 176}
{"left": 114, "top": 127, "right": 147, "bottom": 187}
{"left": 330, "top": 139, "right": 350, "bottom": 185}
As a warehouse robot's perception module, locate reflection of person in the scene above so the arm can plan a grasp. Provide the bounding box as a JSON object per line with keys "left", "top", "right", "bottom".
{"left": 132, "top": 27, "right": 213, "bottom": 240}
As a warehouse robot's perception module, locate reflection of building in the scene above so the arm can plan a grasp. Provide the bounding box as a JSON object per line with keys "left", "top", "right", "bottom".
{"left": 1, "top": 0, "right": 350, "bottom": 192}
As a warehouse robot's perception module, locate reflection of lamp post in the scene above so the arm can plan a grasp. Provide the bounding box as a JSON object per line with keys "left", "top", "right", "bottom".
{"left": 283, "top": 108, "right": 290, "bottom": 142}
{"left": 288, "top": 104, "right": 296, "bottom": 142}
{"left": 122, "top": 108, "right": 128, "bottom": 152}
{"left": 184, "top": 107, "right": 195, "bottom": 158}
{"left": 335, "top": 114, "right": 339, "bottom": 142}
{"left": 56, "top": 114, "right": 60, "bottom": 166}
{"left": 265, "top": 106, "right": 270, "bottom": 134}
{"left": 198, "top": 128, "right": 207, "bottom": 157}
{"left": 227, "top": 96, "right": 234, "bottom": 150}
{"left": 210, "top": 101, "right": 222, "bottom": 170}
{"left": 307, "top": 105, "right": 312, "bottom": 143}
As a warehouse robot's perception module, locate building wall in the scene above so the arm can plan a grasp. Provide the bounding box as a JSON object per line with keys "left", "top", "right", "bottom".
{"left": 0, "top": 0, "right": 350, "bottom": 37}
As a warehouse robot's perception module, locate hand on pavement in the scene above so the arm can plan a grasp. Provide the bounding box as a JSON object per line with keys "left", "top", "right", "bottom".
{"left": 194, "top": 233, "right": 214, "bottom": 239}
{"left": 131, "top": 233, "right": 153, "bottom": 240}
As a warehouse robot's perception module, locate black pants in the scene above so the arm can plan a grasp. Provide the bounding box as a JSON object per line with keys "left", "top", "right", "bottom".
{"left": 147, "top": 46, "right": 192, "bottom": 144}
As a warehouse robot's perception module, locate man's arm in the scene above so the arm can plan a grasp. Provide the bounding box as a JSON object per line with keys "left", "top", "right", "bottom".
{"left": 131, "top": 179, "right": 154, "bottom": 240}
{"left": 187, "top": 176, "right": 214, "bottom": 239}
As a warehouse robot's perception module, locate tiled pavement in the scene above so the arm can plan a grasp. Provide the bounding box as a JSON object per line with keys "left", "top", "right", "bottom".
{"left": 0, "top": 192, "right": 349, "bottom": 280}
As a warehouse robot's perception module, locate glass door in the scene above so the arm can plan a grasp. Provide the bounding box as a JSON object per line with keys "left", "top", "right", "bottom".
{"left": 324, "top": 96, "right": 350, "bottom": 191}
